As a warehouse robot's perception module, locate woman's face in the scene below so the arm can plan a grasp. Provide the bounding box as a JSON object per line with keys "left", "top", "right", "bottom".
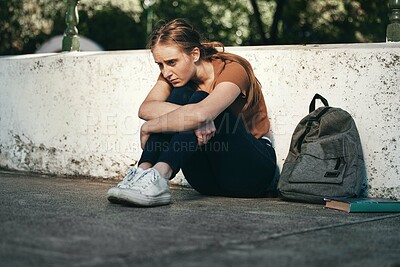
{"left": 152, "top": 44, "right": 197, "bottom": 87}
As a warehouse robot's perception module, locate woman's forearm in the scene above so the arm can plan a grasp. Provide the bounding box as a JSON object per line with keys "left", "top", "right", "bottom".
{"left": 138, "top": 101, "right": 181, "bottom": 121}
{"left": 142, "top": 104, "right": 209, "bottom": 134}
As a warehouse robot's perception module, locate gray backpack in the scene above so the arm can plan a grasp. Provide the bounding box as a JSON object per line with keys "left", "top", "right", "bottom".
{"left": 278, "top": 94, "right": 364, "bottom": 204}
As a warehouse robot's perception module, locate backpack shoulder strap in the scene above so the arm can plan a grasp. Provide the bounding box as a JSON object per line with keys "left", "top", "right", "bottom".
{"left": 295, "top": 107, "right": 331, "bottom": 153}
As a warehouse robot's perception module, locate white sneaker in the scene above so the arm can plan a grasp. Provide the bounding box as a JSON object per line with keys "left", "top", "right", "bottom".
{"left": 117, "top": 168, "right": 171, "bottom": 207}
{"left": 117, "top": 167, "right": 144, "bottom": 189}
{"left": 107, "top": 166, "right": 143, "bottom": 203}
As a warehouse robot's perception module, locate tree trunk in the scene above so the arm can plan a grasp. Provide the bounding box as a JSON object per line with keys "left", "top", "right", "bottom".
{"left": 249, "top": 0, "right": 268, "bottom": 44}
{"left": 269, "top": 0, "right": 285, "bottom": 44}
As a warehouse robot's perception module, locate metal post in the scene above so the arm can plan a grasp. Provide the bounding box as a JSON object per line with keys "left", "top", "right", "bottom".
{"left": 62, "top": 0, "right": 80, "bottom": 51}
{"left": 146, "top": 6, "right": 154, "bottom": 37}
{"left": 387, "top": 0, "right": 400, "bottom": 42}
{"left": 143, "top": 0, "right": 156, "bottom": 37}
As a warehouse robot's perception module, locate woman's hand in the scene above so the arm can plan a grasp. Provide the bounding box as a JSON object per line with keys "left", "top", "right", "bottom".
{"left": 140, "top": 123, "right": 151, "bottom": 150}
{"left": 194, "top": 121, "right": 216, "bottom": 145}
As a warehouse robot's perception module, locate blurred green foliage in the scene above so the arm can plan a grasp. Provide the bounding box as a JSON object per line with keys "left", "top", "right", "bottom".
{"left": 281, "top": 0, "right": 388, "bottom": 44}
{"left": 0, "top": 0, "right": 389, "bottom": 55}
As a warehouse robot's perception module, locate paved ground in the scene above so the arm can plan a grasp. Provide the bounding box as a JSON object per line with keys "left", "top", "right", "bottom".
{"left": 0, "top": 169, "right": 399, "bottom": 267}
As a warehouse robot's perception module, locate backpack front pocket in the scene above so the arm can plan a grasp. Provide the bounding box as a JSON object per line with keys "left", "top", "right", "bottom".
{"left": 288, "top": 155, "right": 346, "bottom": 185}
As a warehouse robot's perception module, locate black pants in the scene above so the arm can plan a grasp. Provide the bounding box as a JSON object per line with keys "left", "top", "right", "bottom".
{"left": 138, "top": 85, "right": 277, "bottom": 197}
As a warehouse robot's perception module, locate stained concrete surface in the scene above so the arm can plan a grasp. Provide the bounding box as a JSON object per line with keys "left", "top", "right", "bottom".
{"left": 0, "top": 170, "right": 399, "bottom": 267}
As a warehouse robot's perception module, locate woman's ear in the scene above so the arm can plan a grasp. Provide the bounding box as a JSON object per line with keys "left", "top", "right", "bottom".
{"left": 191, "top": 47, "right": 201, "bottom": 62}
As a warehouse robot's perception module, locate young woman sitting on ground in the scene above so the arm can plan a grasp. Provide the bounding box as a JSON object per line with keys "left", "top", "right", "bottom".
{"left": 107, "top": 18, "right": 277, "bottom": 207}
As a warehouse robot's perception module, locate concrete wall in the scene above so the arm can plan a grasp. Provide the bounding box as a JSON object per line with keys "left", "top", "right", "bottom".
{"left": 0, "top": 43, "right": 399, "bottom": 199}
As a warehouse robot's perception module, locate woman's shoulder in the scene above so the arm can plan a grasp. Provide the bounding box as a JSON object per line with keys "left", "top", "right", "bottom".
{"left": 211, "top": 56, "right": 244, "bottom": 66}
{"left": 212, "top": 57, "right": 246, "bottom": 76}
{"left": 212, "top": 57, "right": 250, "bottom": 94}
{"left": 214, "top": 57, "right": 247, "bottom": 78}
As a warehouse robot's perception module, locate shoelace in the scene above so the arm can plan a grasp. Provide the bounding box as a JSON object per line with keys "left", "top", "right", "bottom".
{"left": 128, "top": 169, "right": 158, "bottom": 189}
{"left": 117, "top": 167, "right": 138, "bottom": 187}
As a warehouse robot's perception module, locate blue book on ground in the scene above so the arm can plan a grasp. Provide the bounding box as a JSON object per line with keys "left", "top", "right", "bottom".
{"left": 324, "top": 197, "right": 400, "bottom": 213}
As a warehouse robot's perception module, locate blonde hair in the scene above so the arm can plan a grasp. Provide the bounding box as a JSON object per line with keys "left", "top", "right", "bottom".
{"left": 147, "top": 18, "right": 262, "bottom": 111}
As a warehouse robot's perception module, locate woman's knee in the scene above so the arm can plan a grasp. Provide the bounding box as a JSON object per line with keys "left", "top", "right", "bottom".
{"left": 188, "top": 90, "right": 209, "bottom": 104}
{"left": 166, "top": 85, "right": 196, "bottom": 105}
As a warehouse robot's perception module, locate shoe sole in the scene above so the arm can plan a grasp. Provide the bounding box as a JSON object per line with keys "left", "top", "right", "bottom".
{"left": 107, "top": 187, "right": 125, "bottom": 204}
{"left": 107, "top": 187, "right": 171, "bottom": 207}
